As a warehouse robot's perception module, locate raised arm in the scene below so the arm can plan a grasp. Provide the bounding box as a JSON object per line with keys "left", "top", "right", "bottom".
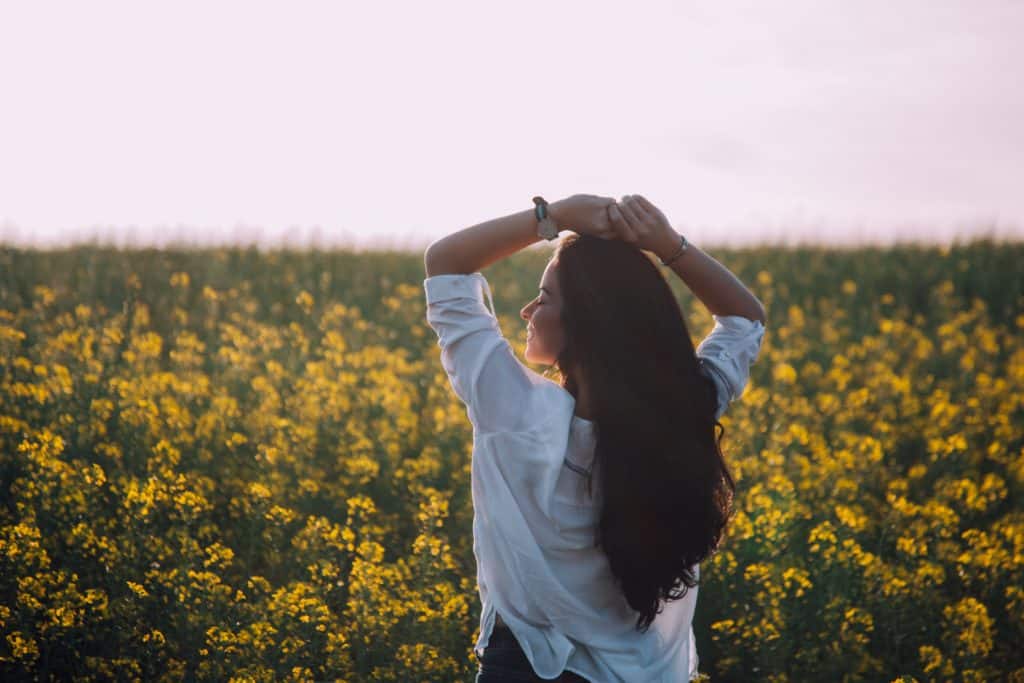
{"left": 423, "top": 194, "right": 619, "bottom": 277}
{"left": 608, "top": 195, "right": 767, "bottom": 325}
{"left": 657, "top": 240, "right": 766, "bottom": 324}
{"left": 424, "top": 207, "right": 542, "bottom": 277}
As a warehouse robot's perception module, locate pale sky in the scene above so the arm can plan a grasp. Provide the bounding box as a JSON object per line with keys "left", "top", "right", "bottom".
{"left": 1, "top": 0, "right": 1022, "bottom": 249}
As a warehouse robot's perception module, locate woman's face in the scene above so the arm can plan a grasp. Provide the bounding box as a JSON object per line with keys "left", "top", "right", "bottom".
{"left": 520, "top": 259, "right": 566, "bottom": 366}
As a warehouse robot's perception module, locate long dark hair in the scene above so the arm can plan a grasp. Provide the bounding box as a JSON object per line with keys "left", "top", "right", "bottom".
{"left": 551, "top": 233, "right": 735, "bottom": 632}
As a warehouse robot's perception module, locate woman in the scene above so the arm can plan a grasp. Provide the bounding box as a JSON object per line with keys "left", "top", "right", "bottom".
{"left": 423, "top": 194, "right": 766, "bottom": 682}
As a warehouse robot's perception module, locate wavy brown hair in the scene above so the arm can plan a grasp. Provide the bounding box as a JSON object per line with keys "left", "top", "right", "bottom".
{"left": 551, "top": 233, "right": 735, "bottom": 632}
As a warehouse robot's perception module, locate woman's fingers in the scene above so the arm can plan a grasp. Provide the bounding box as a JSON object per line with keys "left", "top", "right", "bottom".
{"left": 632, "top": 195, "right": 665, "bottom": 225}
{"left": 606, "top": 193, "right": 666, "bottom": 245}
{"left": 633, "top": 195, "right": 655, "bottom": 210}
{"left": 607, "top": 204, "right": 638, "bottom": 242}
{"left": 616, "top": 199, "right": 647, "bottom": 238}
{"left": 623, "top": 195, "right": 654, "bottom": 224}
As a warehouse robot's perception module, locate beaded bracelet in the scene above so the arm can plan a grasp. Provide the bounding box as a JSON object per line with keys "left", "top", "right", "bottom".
{"left": 659, "top": 234, "right": 689, "bottom": 267}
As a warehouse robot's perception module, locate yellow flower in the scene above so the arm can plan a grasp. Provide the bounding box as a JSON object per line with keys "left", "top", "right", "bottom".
{"left": 6, "top": 631, "right": 40, "bottom": 662}
{"left": 127, "top": 581, "right": 149, "bottom": 598}
{"left": 943, "top": 597, "right": 994, "bottom": 659}
{"left": 772, "top": 362, "right": 798, "bottom": 385}
{"left": 296, "top": 290, "right": 314, "bottom": 312}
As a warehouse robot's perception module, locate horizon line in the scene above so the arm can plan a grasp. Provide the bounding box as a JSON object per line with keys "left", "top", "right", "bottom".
{"left": 2, "top": 217, "right": 1021, "bottom": 252}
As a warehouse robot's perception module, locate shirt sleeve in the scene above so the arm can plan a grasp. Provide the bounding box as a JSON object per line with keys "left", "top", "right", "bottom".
{"left": 695, "top": 314, "right": 766, "bottom": 420}
{"left": 424, "top": 272, "right": 550, "bottom": 434}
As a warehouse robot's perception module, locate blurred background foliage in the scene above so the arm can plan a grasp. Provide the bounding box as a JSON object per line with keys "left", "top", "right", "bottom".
{"left": 0, "top": 239, "right": 1021, "bottom": 681}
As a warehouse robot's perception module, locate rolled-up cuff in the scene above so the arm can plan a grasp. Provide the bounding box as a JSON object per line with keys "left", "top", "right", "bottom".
{"left": 424, "top": 272, "right": 495, "bottom": 316}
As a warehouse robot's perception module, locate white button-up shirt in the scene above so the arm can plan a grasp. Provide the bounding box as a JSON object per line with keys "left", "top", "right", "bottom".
{"left": 423, "top": 272, "right": 765, "bottom": 682}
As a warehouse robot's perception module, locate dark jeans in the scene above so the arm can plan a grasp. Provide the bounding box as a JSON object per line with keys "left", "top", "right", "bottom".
{"left": 475, "top": 625, "right": 591, "bottom": 682}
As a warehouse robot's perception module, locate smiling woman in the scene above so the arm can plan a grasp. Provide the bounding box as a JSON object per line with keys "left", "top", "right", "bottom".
{"left": 423, "top": 193, "right": 766, "bottom": 682}
{"left": 518, "top": 261, "right": 565, "bottom": 369}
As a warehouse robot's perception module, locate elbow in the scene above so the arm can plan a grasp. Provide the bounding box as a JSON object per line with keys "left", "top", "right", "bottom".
{"left": 424, "top": 242, "right": 438, "bottom": 277}
{"left": 754, "top": 303, "right": 767, "bottom": 327}
{"left": 730, "top": 302, "right": 766, "bottom": 327}
{"left": 748, "top": 297, "right": 767, "bottom": 327}
{"left": 424, "top": 238, "right": 471, "bottom": 277}
{"left": 423, "top": 240, "right": 447, "bottom": 278}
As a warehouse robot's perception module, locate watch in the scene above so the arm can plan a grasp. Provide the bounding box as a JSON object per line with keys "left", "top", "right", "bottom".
{"left": 532, "top": 196, "right": 560, "bottom": 240}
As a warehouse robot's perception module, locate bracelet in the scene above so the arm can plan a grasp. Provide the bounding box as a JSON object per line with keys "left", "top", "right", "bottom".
{"left": 658, "top": 234, "right": 689, "bottom": 267}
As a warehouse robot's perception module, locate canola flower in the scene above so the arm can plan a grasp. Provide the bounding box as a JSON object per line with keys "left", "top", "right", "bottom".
{"left": 0, "top": 242, "right": 1022, "bottom": 681}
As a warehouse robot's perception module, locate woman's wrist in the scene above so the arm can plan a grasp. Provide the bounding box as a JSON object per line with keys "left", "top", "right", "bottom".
{"left": 547, "top": 197, "right": 571, "bottom": 229}
{"left": 652, "top": 230, "right": 685, "bottom": 262}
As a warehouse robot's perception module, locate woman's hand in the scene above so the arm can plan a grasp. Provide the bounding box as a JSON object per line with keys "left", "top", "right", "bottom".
{"left": 607, "top": 194, "right": 680, "bottom": 256}
{"left": 548, "top": 194, "right": 619, "bottom": 239}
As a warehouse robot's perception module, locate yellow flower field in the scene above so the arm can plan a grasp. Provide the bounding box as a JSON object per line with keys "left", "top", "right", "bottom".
{"left": 0, "top": 241, "right": 1021, "bottom": 681}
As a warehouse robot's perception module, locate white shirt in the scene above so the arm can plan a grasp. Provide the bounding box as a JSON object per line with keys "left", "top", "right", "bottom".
{"left": 423, "top": 272, "right": 766, "bottom": 683}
